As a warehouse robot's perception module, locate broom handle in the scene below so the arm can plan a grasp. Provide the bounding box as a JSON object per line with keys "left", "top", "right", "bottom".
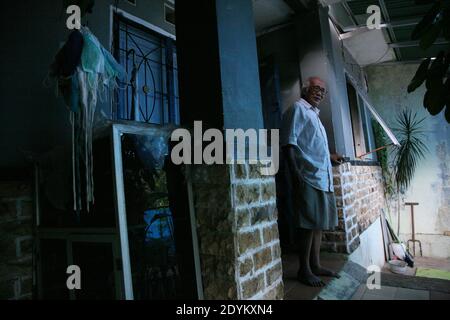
{"left": 357, "top": 143, "right": 394, "bottom": 159}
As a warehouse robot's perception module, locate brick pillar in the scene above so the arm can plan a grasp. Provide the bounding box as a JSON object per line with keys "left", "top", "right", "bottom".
{"left": 0, "top": 181, "right": 34, "bottom": 300}
{"left": 322, "top": 162, "right": 386, "bottom": 254}
{"left": 190, "top": 163, "right": 283, "bottom": 300}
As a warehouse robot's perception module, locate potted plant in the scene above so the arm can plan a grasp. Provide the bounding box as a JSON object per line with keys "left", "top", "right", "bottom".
{"left": 373, "top": 109, "right": 429, "bottom": 235}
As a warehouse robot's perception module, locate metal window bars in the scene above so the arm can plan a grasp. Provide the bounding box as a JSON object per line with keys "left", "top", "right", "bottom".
{"left": 113, "top": 15, "right": 179, "bottom": 125}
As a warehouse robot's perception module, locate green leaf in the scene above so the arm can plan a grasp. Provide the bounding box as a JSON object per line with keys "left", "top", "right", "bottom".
{"left": 412, "top": 1, "right": 443, "bottom": 40}
{"left": 419, "top": 19, "right": 443, "bottom": 50}
{"left": 426, "top": 76, "right": 443, "bottom": 91}
{"left": 408, "top": 58, "right": 431, "bottom": 93}
{"left": 392, "top": 110, "right": 428, "bottom": 191}
{"left": 424, "top": 87, "right": 446, "bottom": 115}
{"left": 426, "top": 51, "right": 445, "bottom": 90}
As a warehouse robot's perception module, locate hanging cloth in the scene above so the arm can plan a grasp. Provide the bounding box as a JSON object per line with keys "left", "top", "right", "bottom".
{"left": 50, "top": 26, "right": 126, "bottom": 213}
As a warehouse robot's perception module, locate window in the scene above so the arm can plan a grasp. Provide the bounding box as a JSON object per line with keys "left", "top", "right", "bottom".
{"left": 113, "top": 14, "right": 179, "bottom": 125}
{"left": 346, "top": 79, "right": 375, "bottom": 159}
{"left": 358, "top": 95, "right": 376, "bottom": 158}
{"left": 165, "top": 3, "right": 175, "bottom": 25}
{"left": 346, "top": 77, "right": 400, "bottom": 160}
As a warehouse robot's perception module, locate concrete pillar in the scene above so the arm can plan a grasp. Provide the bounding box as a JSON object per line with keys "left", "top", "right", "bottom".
{"left": 175, "top": 0, "right": 283, "bottom": 300}
{"left": 294, "top": 4, "right": 355, "bottom": 158}
{"left": 176, "top": 0, "right": 264, "bottom": 130}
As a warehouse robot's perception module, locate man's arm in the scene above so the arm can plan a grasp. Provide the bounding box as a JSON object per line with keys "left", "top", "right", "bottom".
{"left": 281, "top": 104, "right": 304, "bottom": 187}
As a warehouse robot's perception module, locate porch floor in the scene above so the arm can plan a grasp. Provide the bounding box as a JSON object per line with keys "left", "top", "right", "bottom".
{"left": 282, "top": 253, "right": 450, "bottom": 300}
{"left": 282, "top": 252, "right": 348, "bottom": 300}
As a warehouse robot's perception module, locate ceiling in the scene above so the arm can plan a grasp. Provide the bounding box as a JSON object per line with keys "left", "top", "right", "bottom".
{"left": 252, "top": 0, "right": 294, "bottom": 33}
{"left": 329, "top": 0, "right": 450, "bottom": 63}
{"left": 252, "top": 0, "right": 449, "bottom": 65}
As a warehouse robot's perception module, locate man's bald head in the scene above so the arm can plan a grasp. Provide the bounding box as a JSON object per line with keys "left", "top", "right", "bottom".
{"left": 309, "top": 77, "right": 326, "bottom": 88}
{"left": 303, "top": 77, "right": 327, "bottom": 107}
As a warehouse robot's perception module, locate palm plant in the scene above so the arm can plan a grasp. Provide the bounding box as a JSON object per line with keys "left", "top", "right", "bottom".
{"left": 391, "top": 109, "right": 429, "bottom": 234}
{"left": 392, "top": 110, "right": 429, "bottom": 192}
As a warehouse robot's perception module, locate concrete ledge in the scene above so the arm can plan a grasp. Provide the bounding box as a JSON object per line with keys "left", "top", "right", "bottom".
{"left": 315, "top": 260, "right": 450, "bottom": 300}
{"left": 348, "top": 160, "right": 380, "bottom": 167}
{"left": 381, "top": 272, "right": 450, "bottom": 294}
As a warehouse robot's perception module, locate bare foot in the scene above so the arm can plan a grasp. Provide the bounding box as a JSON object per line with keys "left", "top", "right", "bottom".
{"left": 297, "top": 270, "right": 325, "bottom": 287}
{"left": 311, "top": 266, "right": 341, "bottom": 278}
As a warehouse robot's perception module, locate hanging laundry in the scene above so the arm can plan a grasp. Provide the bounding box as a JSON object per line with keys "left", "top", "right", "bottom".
{"left": 49, "top": 30, "right": 84, "bottom": 78}
{"left": 50, "top": 26, "right": 126, "bottom": 214}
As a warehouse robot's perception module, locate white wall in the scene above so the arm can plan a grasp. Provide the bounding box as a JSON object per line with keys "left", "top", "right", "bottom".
{"left": 366, "top": 64, "right": 450, "bottom": 259}
{"left": 350, "top": 217, "right": 386, "bottom": 269}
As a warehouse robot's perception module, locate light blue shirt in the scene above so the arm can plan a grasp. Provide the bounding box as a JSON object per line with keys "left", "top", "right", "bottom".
{"left": 281, "top": 98, "right": 334, "bottom": 192}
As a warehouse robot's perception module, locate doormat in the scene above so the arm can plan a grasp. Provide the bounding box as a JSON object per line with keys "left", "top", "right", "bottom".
{"left": 315, "top": 271, "right": 360, "bottom": 300}
{"left": 416, "top": 268, "right": 450, "bottom": 281}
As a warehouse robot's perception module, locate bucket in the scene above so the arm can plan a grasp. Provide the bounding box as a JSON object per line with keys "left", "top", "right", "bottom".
{"left": 388, "top": 260, "right": 407, "bottom": 274}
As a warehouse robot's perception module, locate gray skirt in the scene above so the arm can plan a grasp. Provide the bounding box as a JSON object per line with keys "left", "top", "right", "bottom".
{"left": 293, "top": 179, "right": 338, "bottom": 230}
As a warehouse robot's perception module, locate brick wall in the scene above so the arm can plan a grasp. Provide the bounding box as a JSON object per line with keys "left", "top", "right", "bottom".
{"left": 322, "top": 163, "right": 385, "bottom": 254}
{"left": 191, "top": 163, "right": 283, "bottom": 300}
{"left": 233, "top": 163, "right": 283, "bottom": 300}
{"left": 0, "top": 181, "right": 34, "bottom": 300}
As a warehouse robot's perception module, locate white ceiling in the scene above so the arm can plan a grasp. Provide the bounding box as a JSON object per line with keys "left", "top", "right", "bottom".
{"left": 328, "top": 2, "right": 396, "bottom": 65}
{"left": 252, "top": 0, "right": 294, "bottom": 32}
{"left": 343, "top": 29, "right": 396, "bottom": 65}
{"left": 251, "top": 0, "right": 396, "bottom": 65}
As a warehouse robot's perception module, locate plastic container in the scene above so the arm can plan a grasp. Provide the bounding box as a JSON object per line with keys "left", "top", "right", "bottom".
{"left": 388, "top": 260, "right": 407, "bottom": 274}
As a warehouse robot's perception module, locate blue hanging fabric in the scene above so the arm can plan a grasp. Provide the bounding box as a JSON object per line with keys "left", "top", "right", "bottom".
{"left": 50, "top": 26, "right": 126, "bottom": 213}
{"left": 80, "top": 27, "right": 126, "bottom": 90}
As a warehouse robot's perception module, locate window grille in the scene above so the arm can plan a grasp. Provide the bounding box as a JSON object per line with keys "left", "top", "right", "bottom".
{"left": 113, "top": 15, "right": 179, "bottom": 125}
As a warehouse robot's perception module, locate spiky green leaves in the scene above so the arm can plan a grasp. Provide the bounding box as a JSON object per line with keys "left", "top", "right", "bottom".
{"left": 392, "top": 110, "right": 428, "bottom": 192}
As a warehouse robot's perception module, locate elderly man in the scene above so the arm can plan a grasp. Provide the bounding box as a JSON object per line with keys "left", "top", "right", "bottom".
{"left": 281, "top": 77, "right": 343, "bottom": 287}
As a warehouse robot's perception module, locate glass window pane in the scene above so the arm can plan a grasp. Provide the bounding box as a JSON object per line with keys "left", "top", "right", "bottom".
{"left": 120, "top": 132, "right": 181, "bottom": 299}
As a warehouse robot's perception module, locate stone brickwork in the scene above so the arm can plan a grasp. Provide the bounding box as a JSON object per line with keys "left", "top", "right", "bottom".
{"left": 191, "top": 163, "right": 283, "bottom": 300}
{"left": 233, "top": 163, "right": 283, "bottom": 300}
{"left": 0, "top": 181, "right": 34, "bottom": 300}
{"left": 322, "top": 163, "right": 385, "bottom": 254}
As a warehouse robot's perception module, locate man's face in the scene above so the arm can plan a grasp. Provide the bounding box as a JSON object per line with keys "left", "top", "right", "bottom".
{"left": 306, "top": 79, "right": 326, "bottom": 107}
